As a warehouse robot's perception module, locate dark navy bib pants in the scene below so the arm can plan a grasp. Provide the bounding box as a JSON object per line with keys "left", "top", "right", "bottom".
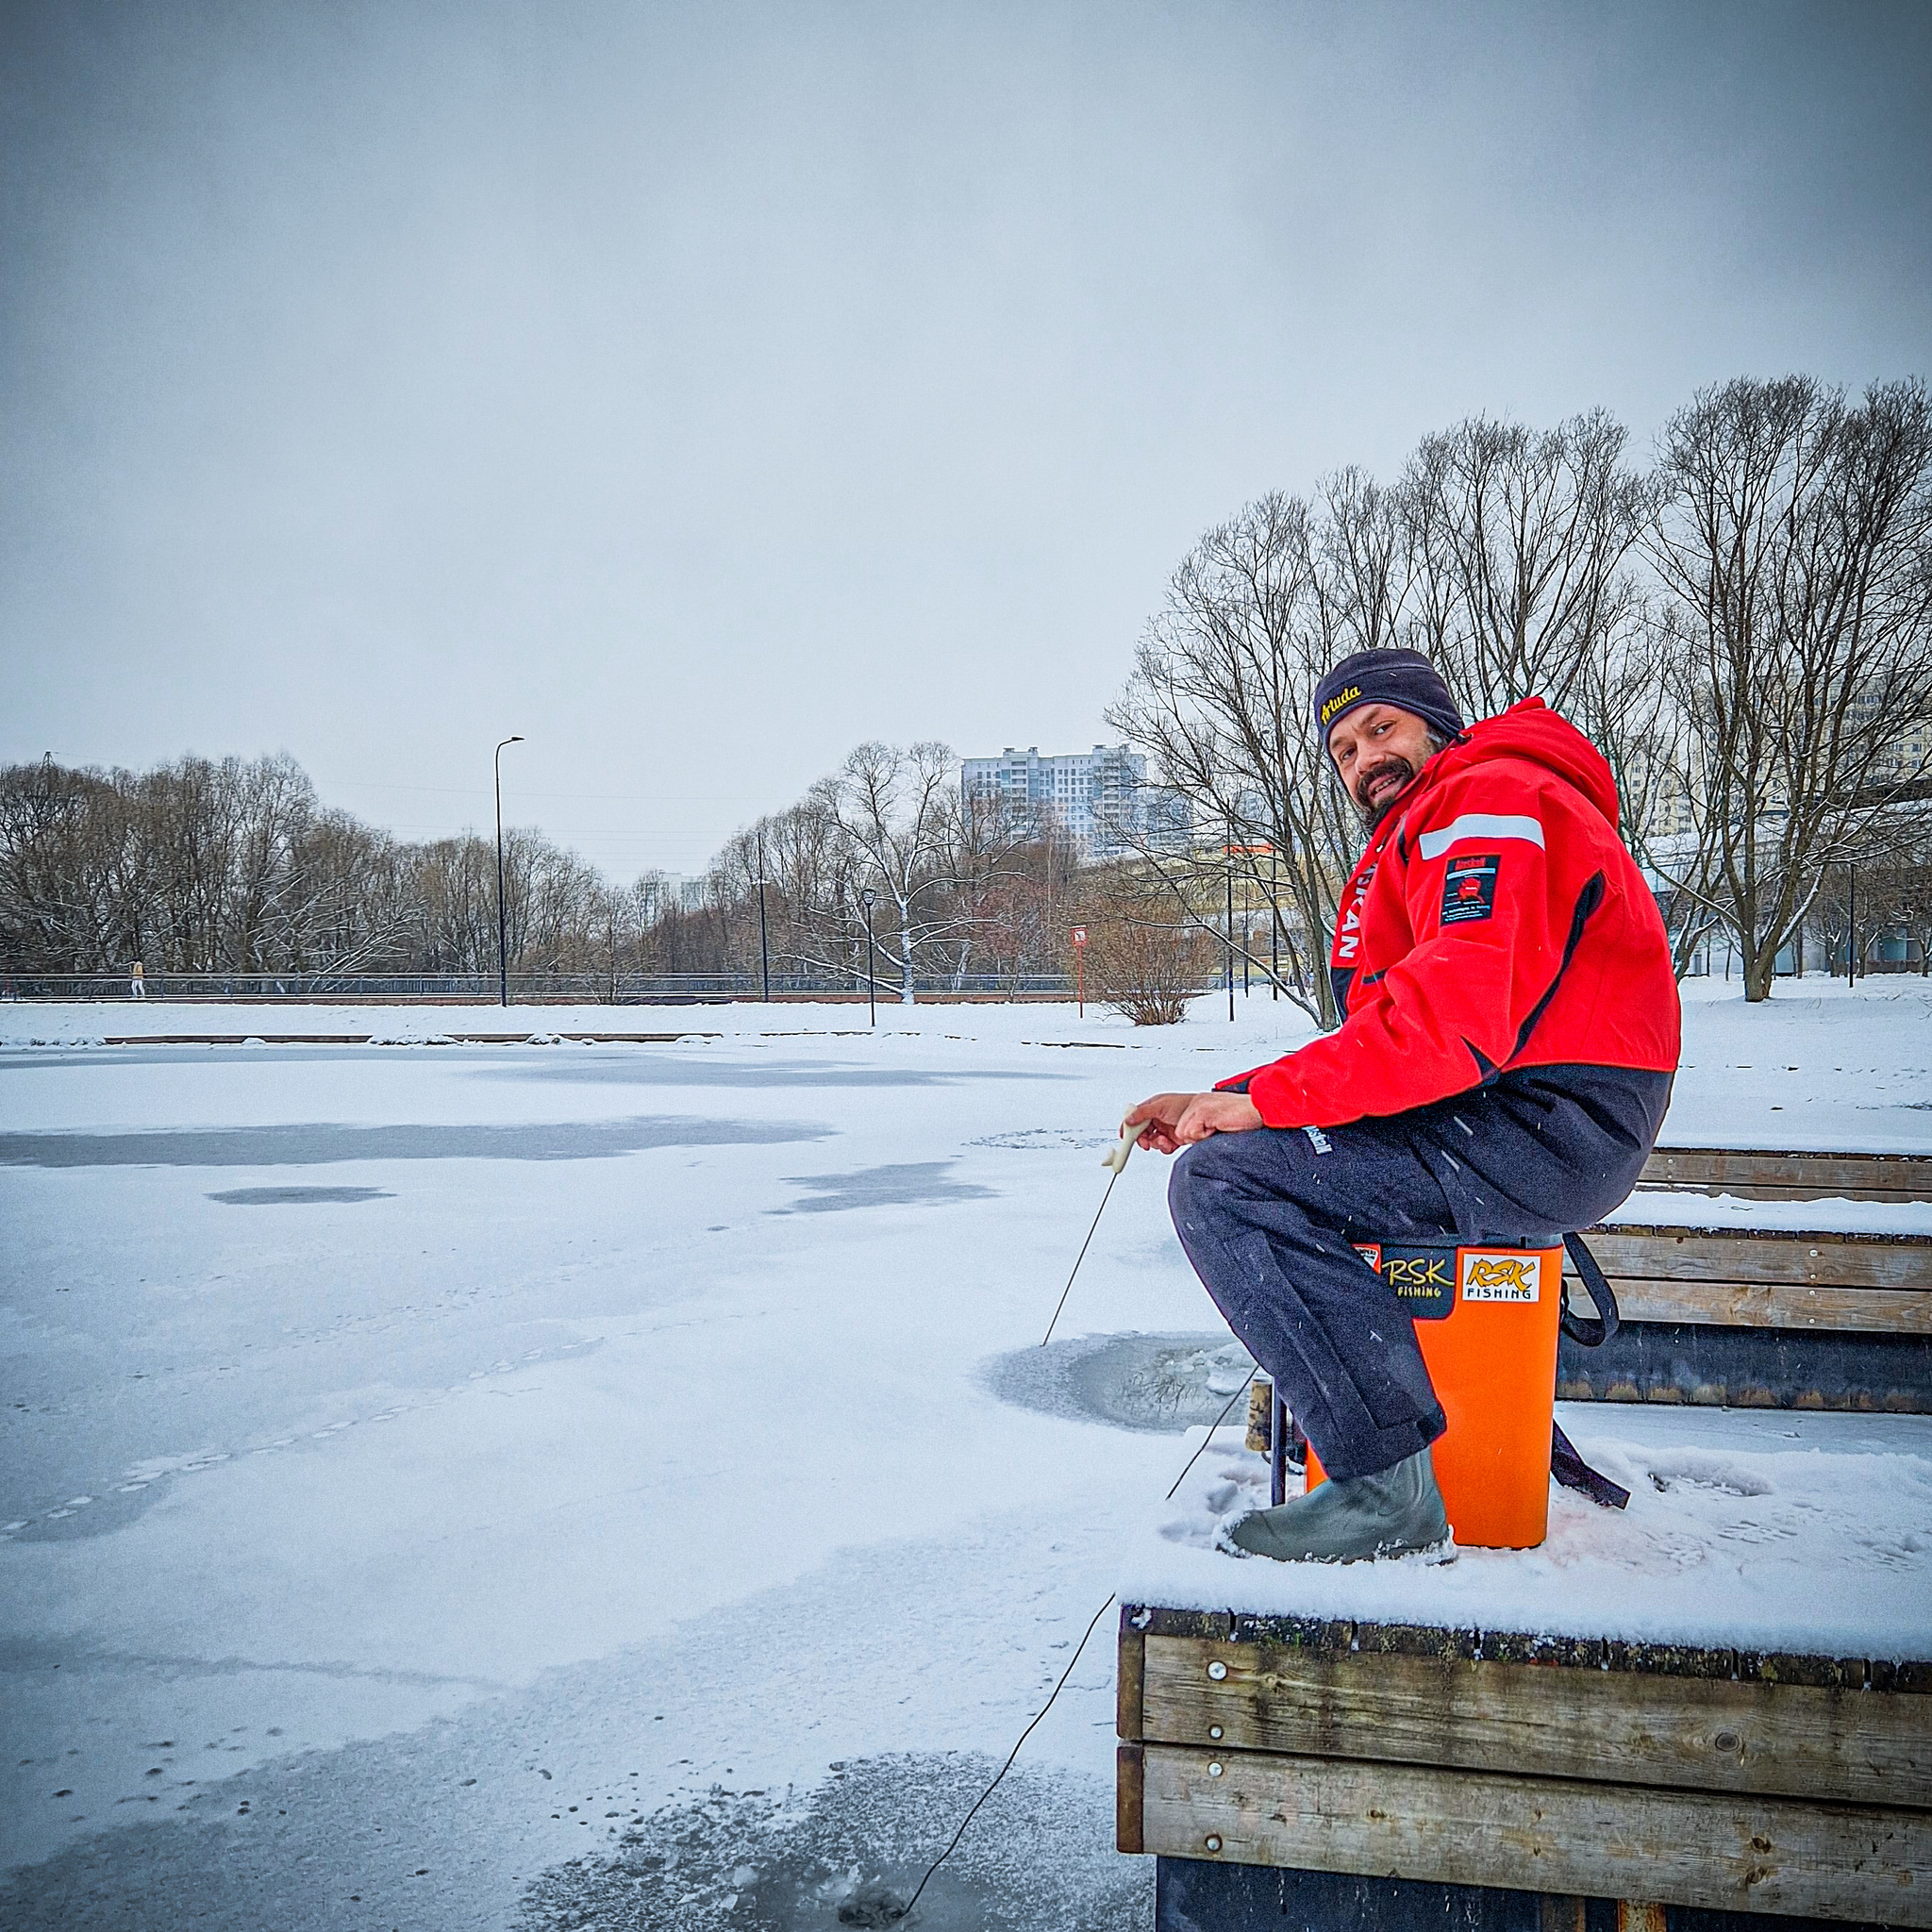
{"left": 1167, "top": 1066, "right": 1671, "bottom": 1481}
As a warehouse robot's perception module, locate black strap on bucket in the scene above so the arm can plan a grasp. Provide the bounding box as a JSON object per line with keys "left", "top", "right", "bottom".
{"left": 1549, "top": 1230, "right": 1628, "bottom": 1509}
{"left": 1552, "top": 1419, "right": 1630, "bottom": 1510}
{"left": 1558, "top": 1230, "right": 1620, "bottom": 1345}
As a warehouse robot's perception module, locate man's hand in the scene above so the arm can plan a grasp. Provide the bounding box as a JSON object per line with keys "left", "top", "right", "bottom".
{"left": 1124, "top": 1090, "right": 1265, "bottom": 1154}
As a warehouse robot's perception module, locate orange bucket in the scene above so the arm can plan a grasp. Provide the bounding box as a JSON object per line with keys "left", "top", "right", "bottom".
{"left": 1304, "top": 1241, "right": 1565, "bottom": 1549}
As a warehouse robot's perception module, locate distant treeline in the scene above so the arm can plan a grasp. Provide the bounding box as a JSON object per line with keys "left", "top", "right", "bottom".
{"left": 679, "top": 374, "right": 1932, "bottom": 1012}
{"left": 0, "top": 742, "right": 1083, "bottom": 993}
{"left": 0, "top": 751, "right": 628, "bottom": 979}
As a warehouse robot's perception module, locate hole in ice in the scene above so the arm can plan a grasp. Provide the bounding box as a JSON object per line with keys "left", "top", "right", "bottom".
{"left": 981, "top": 1332, "right": 1256, "bottom": 1434}
{"left": 837, "top": 1881, "right": 908, "bottom": 1925}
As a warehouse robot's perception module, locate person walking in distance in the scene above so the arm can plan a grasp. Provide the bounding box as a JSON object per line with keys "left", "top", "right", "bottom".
{"left": 130, "top": 959, "right": 146, "bottom": 999}
{"left": 1126, "top": 648, "right": 1680, "bottom": 1563}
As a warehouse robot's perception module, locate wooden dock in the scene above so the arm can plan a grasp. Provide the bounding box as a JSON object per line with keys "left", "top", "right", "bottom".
{"left": 1118, "top": 1605, "right": 1932, "bottom": 1928}
{"left": 1551, "top": 1147, "right": 1932, "bottom": 1413}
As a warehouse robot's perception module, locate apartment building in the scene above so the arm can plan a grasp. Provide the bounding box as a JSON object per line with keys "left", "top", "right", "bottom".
{"left": 959, "top": 744, "right": 1192, "bottom": 858}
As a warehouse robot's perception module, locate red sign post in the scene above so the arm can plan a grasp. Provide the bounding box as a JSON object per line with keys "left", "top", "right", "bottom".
{"left": 1070, "top": 926, "right": 1088, "bottom": 1017}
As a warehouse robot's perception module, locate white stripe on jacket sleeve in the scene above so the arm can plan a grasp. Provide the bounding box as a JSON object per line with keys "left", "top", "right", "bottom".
{"left": 1416, "top": 812, "right": 1546, "bottom": 860}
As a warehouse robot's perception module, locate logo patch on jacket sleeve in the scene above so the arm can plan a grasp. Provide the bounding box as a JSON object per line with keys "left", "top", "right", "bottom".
{"left": 1440, "top": 854, "right": 1499, "bottom": 925}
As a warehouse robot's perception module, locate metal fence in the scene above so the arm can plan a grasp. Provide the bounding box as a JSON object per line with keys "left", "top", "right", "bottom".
{"left": 0, "top": 970, "right": 1090, "bottom": 1004}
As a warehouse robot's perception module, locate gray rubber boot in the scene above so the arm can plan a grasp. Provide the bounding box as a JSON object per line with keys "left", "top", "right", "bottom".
{"left": 1221, "top": 1446, "right": 1453, "bottom": 1563}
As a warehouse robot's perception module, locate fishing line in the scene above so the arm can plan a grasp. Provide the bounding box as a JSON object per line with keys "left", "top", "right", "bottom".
{"left": 884, "top": 1372, "right": 1257, "bottom": 1923}
{"left": 891, "top": 1592, "right": 1117, "bottom": 1922}
{"left": 1164, "top": 1372, "right": 1257, "bottom": 1500}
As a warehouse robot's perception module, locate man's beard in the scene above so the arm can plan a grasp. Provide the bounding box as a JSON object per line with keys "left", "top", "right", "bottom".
{"left": 1352, "top": 756, "right": 1419, "bottom": 828}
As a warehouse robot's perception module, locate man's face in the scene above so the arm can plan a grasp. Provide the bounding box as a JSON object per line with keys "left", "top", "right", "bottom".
{"left": 1326, "top": 702, "right": 1439, "bottom": 826}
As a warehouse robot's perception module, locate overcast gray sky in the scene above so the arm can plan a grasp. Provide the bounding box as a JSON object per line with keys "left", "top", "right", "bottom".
{"left": 5, "top": 0, "right": 1929, "bottom": 877}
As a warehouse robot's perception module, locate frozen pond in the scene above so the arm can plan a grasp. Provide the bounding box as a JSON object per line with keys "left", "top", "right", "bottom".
{"left": 4, "top": 990, "right": 1931, "bottom": 1928}
{"left": 2, "top": 1015, "right": 1202, "bottom": 1928}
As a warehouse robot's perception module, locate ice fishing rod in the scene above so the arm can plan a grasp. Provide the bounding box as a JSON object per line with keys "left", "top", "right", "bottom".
{"left": 1039, "top": 1119, "right": 1149, "bottom": 1347}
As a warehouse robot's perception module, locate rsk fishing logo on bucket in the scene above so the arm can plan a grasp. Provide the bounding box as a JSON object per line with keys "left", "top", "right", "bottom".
{"left": 1351, "top": 1242, "right": 1455, "bottom": 1320}
{"left": 1459, "top": 1252, "right": 1541, "bottom": 1302}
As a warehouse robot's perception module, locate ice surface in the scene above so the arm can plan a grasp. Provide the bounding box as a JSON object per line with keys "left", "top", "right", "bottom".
{"left": 1, "top": 981, "right": 1929, "bottom": 1924}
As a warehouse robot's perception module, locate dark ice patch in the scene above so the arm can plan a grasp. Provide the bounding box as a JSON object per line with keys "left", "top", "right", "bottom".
{"left": 480, "top": 1053, "right": 1067, "bottom": 1091}
{"left": 1440, "top": 852, "right": 1499, "bottom": 924}
{"left": 517, "top": 1755, "right": 1141, "bottom": 1932}
{"left": 207, "top": 1186, "right": 393, "bottom": 1206}
{"left": 0, "top": 1117, "right": 829, "bottom": 1169}
{"left": 769, "top": 1161, "right": 994, "bottom": 1215}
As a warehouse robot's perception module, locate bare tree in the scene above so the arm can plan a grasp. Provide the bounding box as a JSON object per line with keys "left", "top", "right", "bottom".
{"left": 678, "top": 745, "right": 1056, "bottom": 997}
{"left": 1398, "top": 409, "right": 1685, "bottom": 883}
{"left": 946, "top": 791, "right": 1064, "bottom": 990}
{"left": 1816, "top": 824, "right": 1932, "bottom": 976}
{"left": 1403, "top": 409, "right": 1655, "bottom": 717}
{"left": 1074, "top": 863, "right": 1214, "bottom": 1024}
{"left": 1650, "top": 375, "right": 1932, "bottom": 1000}
{"left": 825, "top": 741, "right": 1033, "bottom": 1003}
{"left": 1108, "top": 491, "right": 1376, "bottom": 1026}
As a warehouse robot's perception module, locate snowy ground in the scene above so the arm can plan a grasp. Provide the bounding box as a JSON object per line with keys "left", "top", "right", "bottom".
{"left": 2, "top": 980, "right": 1930, "bottom": 1929}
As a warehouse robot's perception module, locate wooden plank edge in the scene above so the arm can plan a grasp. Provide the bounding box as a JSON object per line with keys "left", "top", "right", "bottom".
{"left": 1136, "top": 1633, "right": 1932, "bottom": 1808}
{"left": 1121, "top": 1609, "right": 1932, "bottom": 1690}
{"left": 1557, "top": 1376, "right": 1932, "bottom": 1413}
{"left": 1118, "top": 1617, "right": 1145, "bottom": 1741}
{"left": 1116, "top": 1742, "right": 1144, "bottom": 1854}
{"left": 1598, "top": 1224, "right": 1932, "bottom": 1247}
{"left": 1567, "top": 1283, "right": 1932, "bottom": 1333}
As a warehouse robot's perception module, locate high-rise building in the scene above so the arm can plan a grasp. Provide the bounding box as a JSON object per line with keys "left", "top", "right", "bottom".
{"left": 959, "top": 744, "right": 1192, "bottom": 858}
{"left": 637, "top": 874, "right": 711, "bottom": 920}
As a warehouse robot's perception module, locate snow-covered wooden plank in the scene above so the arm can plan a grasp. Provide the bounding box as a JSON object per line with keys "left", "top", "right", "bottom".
{"left": 1138, "top": 1744, "right": 1932, "bottom": 1924}
{"left": 1641, "top": 1147, "right": 1932, "bottom": 1201}
{"left": 1135, "top": 1632, "right": 1932, "bottom": 1808}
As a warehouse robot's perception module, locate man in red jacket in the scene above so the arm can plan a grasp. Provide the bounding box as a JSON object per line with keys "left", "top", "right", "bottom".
{"left": 1126, "top": 647, "right": 1680, "bottom": 1563}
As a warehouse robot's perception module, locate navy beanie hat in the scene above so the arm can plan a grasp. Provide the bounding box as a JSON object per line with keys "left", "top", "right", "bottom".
{"left": 1312, "top": 647, "right": 1466, "bottom": 747}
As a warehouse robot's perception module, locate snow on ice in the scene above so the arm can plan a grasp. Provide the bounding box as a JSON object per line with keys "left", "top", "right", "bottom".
{"left": 0, "top": 979, "right": 1928, "bottom": 1926}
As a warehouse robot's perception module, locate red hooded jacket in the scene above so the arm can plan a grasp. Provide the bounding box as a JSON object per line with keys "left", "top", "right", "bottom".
{"left": 1220, "top": 699, "right": 1681, "bottom": 1129}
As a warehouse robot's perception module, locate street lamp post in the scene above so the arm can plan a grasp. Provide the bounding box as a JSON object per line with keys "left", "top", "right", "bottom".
{"left": 1848, "top": 861, "right": 1857, "bottom": 988}
{"left": 861, "top": 888, "right": 877, "bottom": 1028}
{"left": 757, "top": 829, "right": 772, "bottom": 1003}
{"left": 493, "top": 736, "right": 524, "bottom": 1008}
{"left": 1270, "top": 844, "right": 1279, "bottom": 1001}
{"left": 1224, "top": 829, "right": 1236, "bottom": 1023}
